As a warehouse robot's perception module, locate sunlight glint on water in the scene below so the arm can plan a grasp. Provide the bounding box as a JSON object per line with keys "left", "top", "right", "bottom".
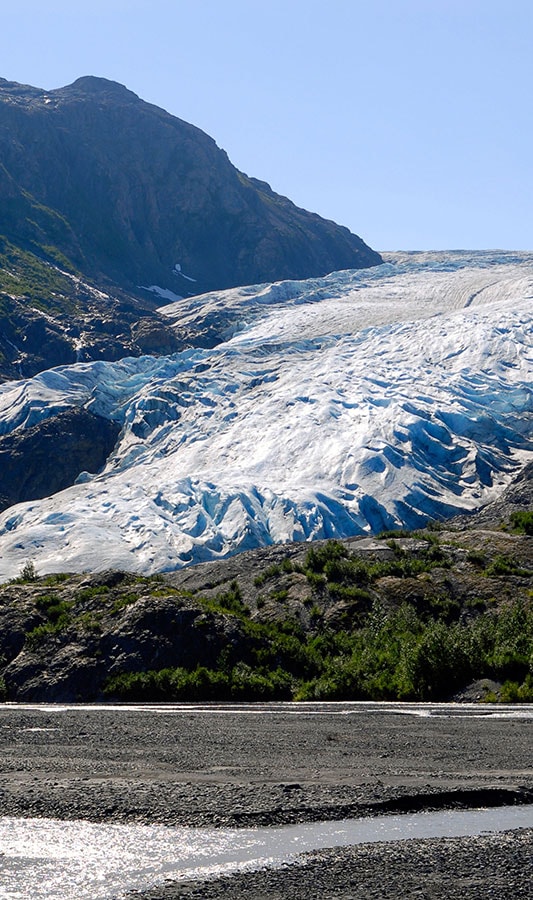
{"left": 1, "top": 806, "right": 532, "bottom": 899}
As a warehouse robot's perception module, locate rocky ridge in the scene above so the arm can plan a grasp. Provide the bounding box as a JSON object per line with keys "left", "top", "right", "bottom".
{"left": 0, "top": 75, "right": 381, "bottom": 381}
{"left": 0, "top": 240, "right": 185, "bottom": 382}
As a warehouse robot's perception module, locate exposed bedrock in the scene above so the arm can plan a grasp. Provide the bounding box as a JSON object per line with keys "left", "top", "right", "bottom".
{"left": 0, "top": 407, "right": 120, "bottom": 512}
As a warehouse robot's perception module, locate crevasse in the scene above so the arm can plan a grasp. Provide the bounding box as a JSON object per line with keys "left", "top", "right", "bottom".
{"left": 0, "top": 250, "right": 531, "bottom": 581}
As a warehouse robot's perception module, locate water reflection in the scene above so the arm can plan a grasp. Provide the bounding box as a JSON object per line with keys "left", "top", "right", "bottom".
{"left": 3, "top": 701, "right": 533, "bottom": 718}
{"left": 1, "top": 805, "right": 532, "bottom": 900}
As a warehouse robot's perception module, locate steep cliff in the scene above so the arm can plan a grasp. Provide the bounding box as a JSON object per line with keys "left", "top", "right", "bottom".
{"left": 0, "top": 75, "right": 381, "bottom": 380}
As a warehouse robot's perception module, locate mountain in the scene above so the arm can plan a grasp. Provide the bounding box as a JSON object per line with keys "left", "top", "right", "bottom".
{"left": 0, "top": 250, "right": 531, "bottom": 583}
{"left": 0, "top": 75, "right": 381, "bottom": 380}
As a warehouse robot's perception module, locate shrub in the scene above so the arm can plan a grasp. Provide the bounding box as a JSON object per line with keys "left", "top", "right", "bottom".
{"left": 201, "top": 580, "right": 250, "bottom": 618}
{"left": 305, "top": 541, "right": 347, "bottom": 573}
{"left": 104, "top": 664, "right": 293, "bottom": 702}
{"left": 509, "top": 510, "right": 533, "bottom": 536}
{"left": 43, "top": 573, "right": 69, "bottom": 585}
{"left": 466, "top": 550, "right": 486, "bottom": 567}
{"left": 484, "top": 555, "right": 531, "bottom": 578}
{"left": 253, "top": 563, "right": 284, "bottom": 586}
{"left": 269, "top": 589, "right": 288, "bottom": 603}
{"left": 16, "top": 561, "right": 38, "bottom": 583}
{"left": 305, "top": 570, "right": 327, "bottom": 589}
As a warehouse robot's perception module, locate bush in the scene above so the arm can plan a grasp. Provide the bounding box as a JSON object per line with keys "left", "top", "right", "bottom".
{"left": 305, "top": 541, "right": 348, "bottom": 573}
{"left": 509, "top": 510, "right": 533, "bottom": 535}
{"left": 104, "top": 663, "right": 293, "bottom": 702}
{"left": 16, "top": 561, "right": 38, "bottom": 583}
{"left": 26, "top": 594, "right": 74, "bottom": 646}
{"left": 484, "top": 555, "right": 532, "bottom": 578}
{"left": 466, "top": 550, "right": 486, "bottom": 567}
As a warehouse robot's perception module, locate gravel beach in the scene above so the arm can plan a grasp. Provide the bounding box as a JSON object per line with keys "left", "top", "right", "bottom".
{"left": 0, "top": 702, "right": 531, "bottom": 897}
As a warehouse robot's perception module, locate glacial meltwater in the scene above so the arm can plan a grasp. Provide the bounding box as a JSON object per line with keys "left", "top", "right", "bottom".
{"left": 1, "top": 806, "right": 532, "bottom": 900}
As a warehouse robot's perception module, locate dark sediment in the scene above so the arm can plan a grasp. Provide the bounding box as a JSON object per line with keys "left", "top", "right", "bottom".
{"left": 0, "top": 703, "right": 531, "bottom": 898}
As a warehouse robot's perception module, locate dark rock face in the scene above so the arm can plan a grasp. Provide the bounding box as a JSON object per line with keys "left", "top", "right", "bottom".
{"left": 0, "top": 75, "right": 381, "bottom": 298}
{"left": 0, "top": 572, "right": 250, "bottom": 702}
{"left": 0, "top": 407, "right": 120, "bottom": 511}
{"left": 0, "top": 244, "right": 185, "bottom": 382}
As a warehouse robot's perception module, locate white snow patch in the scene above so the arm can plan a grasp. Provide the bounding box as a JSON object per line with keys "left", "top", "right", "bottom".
{"left": 140, "top": 284, "right": 184, "bottom": 302}
{"left": 174, "top": 262, "right": 197, "bottom": 282}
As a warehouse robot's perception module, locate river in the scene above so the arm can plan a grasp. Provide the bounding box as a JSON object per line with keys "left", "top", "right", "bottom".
{"left": 1, "top": 805, "right": 532, "bottom": 899}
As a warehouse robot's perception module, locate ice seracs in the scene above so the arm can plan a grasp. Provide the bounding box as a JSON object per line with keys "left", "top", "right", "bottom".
{"left": 0, "top": 250, "right": 531, "bottom": 581}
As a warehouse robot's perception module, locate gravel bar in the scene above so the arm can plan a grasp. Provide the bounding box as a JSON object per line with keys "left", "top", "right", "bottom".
{"left": 1, "top": 702, "right": 531, "bottom": 897}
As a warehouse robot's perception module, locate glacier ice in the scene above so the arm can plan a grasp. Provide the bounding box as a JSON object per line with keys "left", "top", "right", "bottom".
{"left": 0, "top": 250, "right": 531, "bottom": 581}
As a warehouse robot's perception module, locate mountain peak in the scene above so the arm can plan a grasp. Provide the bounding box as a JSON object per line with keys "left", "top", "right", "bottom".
{"left": 0, "top": 74, "right": 381, "bottom": 299}
{"left": 55, "top": 76, "right": 140, "bottom": 101}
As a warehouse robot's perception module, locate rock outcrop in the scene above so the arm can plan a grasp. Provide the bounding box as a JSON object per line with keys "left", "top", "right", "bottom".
{"left": 0, "top": 407, "right": 120, "bottom": 511}
{"left": 0, "top": 497, "right": 531, "bottom": 702}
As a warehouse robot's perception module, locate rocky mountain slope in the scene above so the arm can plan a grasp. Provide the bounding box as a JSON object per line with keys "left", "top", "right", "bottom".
{"left": 0, "top": 485, "right": 531, "bottom": 702}
{"left": 0, "top": 75, "right": 380, "bottom": 380}
{"left": 0, "top": 242, "right": 184, "bottom": 381}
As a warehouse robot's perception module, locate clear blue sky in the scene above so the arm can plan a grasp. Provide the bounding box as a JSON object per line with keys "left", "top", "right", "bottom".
{"left": 3, "top": 0, "right": 532, "bottom": 251}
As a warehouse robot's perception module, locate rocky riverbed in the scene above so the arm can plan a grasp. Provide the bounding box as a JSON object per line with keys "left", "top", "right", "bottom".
{"left": 136, "top": 828, "right": 533, "bottom": 900}
{"left": 0, "top": 702, "right": 531, "bottom": 898}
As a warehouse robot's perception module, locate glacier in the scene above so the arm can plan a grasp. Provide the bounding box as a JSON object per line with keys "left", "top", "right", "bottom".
{"left": 0, "top": 250, "right": 531, "bottom": 581}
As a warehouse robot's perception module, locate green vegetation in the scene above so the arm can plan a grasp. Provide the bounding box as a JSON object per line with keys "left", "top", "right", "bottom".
{"left": 295, "top": 598, "right": 533, "bottom": 701}
{"left": 75, "top": 612, "right": 102, "bottom": 633}
{"left": 26, "top": 593, "right": 75, "bottom": 647}
{"left": 104, "top": 664, "right": 293, "bottom": 702}
{"left": 0, "top": 237, "right": 79, "bottom": 313}
{"left": 495, "top": 675, "right": 533, "bottom": 702}
{"left": 110, "top": 592, "right": 141, "bottom": 614}
{"left": 103, "top": 595, "right": 533, "bottom": 703}
{"left": 98, "top": 540, "right": 533, "bottom": 703}
{"left": 104, "top": 557, "right": 533, "bottom": 704}
{"left": 8, "top": 533, "right": 533, "bottom": 704}
{"left": 253, "top": 558, "right": 294, "bottom": 587}
{"left": 198, "top": 580, "right": 251, "bottom": 618}
{"left": 484, "top": 555, "right": 532, "bottom": 578}
{"left": 509, "top": 510, "right": 533, "bottom": 536}
{"left": 43, "top": 573, "right": 70, "bottom": 585}
{"left": 10, "top": 561, "right": 39, "bottom": 584}
{"left": 303, "top": 539, "right": 450, "bottom": 589}
{"left": 466, "top": 550, "right": 486, "bottom": 567}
